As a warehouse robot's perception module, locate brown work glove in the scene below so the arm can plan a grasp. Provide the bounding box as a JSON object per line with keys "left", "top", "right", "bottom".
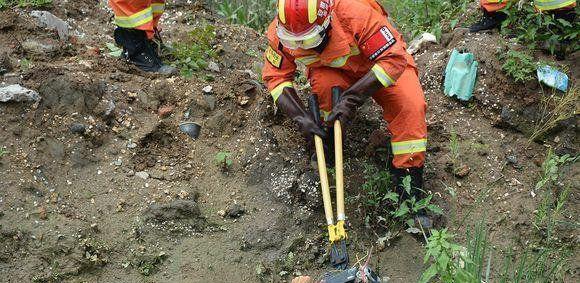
{"left": 277, "top": 87, "right": 327, "bottom": 139}
{"left": 327, "top": 71, "right": 384, "bottom": 125}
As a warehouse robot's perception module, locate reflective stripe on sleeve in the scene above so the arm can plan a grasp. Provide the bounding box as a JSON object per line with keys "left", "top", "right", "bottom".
{"left": 152, "top": 3, "right": 165, "bottom": 15}
{"left": 391, "top": 139, "right": 427, "bottom": 155}
{"left": 115, "top": 7, "right": 153, "bottom": 28}
{"left": 271, "top": 81, "right": 294, "bottom": 103}
{"left": 372, "top": 64, "right": 395, "bottom": 87}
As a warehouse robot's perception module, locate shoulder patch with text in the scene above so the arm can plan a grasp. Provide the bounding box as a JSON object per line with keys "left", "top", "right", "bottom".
{"left": 265, "top": 46, "right": 283, "bottom": 68}
{"left": 361, "top": 26, "right": 397, "bottom": 61}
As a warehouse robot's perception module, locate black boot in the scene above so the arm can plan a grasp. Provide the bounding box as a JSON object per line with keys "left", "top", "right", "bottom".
{"left": 390, "top": 166, "right": 433, "bottom": 229}
{"left": 469, "top": 11, "right": 507, "bottom": 33}
{"left": 113, "top": 27, "right": 177, "bottom": 75}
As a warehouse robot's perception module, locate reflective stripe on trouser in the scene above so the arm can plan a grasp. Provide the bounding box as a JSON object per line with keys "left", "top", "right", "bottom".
{"left": 308, "top": 65, "right": 427, "bottom": 168}
{"left": 480, "top": 0, "right": 510, "bottom": 13}
{"left": 535, "top": 0, "right": 576, "bottom": 11}
{"left": 109, "top": 0, "right": 165, "bottom": 39}
{"left": 151, "top": 0, "right": 165, "bottom": 27}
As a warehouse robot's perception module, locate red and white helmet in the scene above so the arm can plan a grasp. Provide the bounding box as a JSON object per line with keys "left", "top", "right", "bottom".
{"left": 276, "top": 0, "right": 333, "bottom": 50}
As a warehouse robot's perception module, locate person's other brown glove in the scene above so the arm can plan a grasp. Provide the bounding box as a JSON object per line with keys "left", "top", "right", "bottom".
{"left": 327, "top": 71, "right": 384, "bottom": 124}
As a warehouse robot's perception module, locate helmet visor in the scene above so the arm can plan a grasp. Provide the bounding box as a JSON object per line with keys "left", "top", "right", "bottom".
{"left": 277, "top": 17, "right": 330, "bottom": 50}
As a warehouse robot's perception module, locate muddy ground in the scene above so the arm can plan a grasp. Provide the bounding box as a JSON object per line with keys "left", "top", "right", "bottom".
{"left": 0, "top": 1, "right": 578, "bottom": 282}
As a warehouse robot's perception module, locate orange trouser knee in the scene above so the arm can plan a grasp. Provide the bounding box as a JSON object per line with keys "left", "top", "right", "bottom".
{"left": 308, "top": 66, "right": 427, "bottom": 169}
{"left": 109, "top": 0, "right": 165, "bottom": 39}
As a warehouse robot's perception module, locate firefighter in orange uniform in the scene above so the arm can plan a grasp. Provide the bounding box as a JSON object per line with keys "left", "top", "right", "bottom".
{"left": 108, "top": 0, "right": 176, "bottom": 74}
{"left": 263, "top": 0, "right": 431, "bottom": 226}
{"left": 471, "top": 0, "right": 577, "bottom": 32}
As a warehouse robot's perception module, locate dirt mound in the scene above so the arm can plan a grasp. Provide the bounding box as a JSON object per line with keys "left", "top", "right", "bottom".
{"left": 0, "top": 1, "right": 577, "bottom": 282}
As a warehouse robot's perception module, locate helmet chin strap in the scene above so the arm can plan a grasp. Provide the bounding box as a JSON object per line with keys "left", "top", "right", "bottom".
{"left": 312, "top": 25, "right": 332, "bottom": 53}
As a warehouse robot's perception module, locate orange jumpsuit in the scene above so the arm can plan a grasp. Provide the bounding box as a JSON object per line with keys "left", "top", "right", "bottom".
{"left": 263, "top": 0, "right": 427, "bottom": 169}
{"left": 109, "top": 0, "right": 165, "bottom": 39}
{"left": 480, "top": 0, "right": 576, "bottom": 13}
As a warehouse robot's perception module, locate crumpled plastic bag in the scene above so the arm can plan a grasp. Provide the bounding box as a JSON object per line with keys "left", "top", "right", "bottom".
{"left": 537, "top": 65, "right": 568, "bottom": 92}
{"left": 444, "top": 49, "right": 478, "bottom": 101}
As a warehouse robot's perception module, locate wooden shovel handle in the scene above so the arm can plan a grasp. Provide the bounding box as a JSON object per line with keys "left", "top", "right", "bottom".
{"left": 334, "top": 120, "right": 345, "bottom": 221}
{"left": 315, "top": 135, "right": 334, "bottom": 225}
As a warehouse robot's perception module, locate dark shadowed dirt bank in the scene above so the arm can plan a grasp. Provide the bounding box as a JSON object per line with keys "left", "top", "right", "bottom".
{"left": 0, "top": 1, "right": 577, "bottom": 282}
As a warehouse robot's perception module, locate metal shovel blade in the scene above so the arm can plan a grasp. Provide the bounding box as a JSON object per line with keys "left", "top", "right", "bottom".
{"left": 330, "top": 240, "right": 349, "bottom": 270}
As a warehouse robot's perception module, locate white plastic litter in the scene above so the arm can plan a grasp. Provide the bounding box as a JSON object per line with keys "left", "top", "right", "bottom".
{"left": 408, "top": 32, "right": 437, "bottom": 54}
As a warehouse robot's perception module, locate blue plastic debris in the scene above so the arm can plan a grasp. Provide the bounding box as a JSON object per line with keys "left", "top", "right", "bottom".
{"left": 444, "top": 49, "right": 478, "bottom": 101}
{"left": 537, "top": 65, "right": 568, "bottom": 92}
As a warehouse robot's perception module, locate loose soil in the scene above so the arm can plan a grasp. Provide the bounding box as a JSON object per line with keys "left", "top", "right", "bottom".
{"left": 0, "top": 1, "right": 578, "bottom": 283}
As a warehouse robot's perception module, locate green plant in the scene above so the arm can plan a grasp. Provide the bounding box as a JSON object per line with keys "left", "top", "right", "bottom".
{"left": 215, "top": 151, "right": 233, "bottom": 170}
{"left": 211, "top": 0, "right": 276, "bottom": 31}
{"left": 500, "top": 50, "right": 536, "bottom": 83}
{"left": 420, "top": 229, "right": 477, "bottom": 283}
{"left": 498, "top": 248, "right": 568, "bottom": 283}
{"left": 501, "top": 1, "right": 579, "bottom": 54}
{"left": 381, "top": 0, "right": 470, "bottom": 39}
{"left": 530, "top": 87, "right": 578, "bottom": 142}
{"left": 170, "top": 24, "right": 217, "bottom": 78}
{"left": 533, "top": 150, "right": 577, "bottom": 236}
{"left": 20, "top": 58, "right": 31, "bottom": 70}
{"left": 359, "top": 164, "right": 441, "bottom": 230}
{"left": 0, "top": 0, "right": 52, "bottom": 8}
{"left": 0, "top": 147, "right": 6, "bottom": 158}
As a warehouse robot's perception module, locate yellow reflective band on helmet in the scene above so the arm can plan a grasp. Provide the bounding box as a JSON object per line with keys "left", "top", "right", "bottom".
{"left": 391, "top": 139, "right": 427, "bottom": 155}
{"left": 535, "top": 0, "right": 575, "bottom": 11}
{"left": 115, "top": 7, "right": 153, "bottom": 28}
{"left": 151, "top": 3, "right": 165, "bottom": 15}
{"left": 308, "top": 0, "right": 318, "bottom": 23}
{"left": 278, "top": 0, "right": 287, "bottom": 24}
{"left": 372, "top": 64, "right": 395, "bottom": 87}
{"left": 271, "top": 81, "right": 294, "bottom": 103}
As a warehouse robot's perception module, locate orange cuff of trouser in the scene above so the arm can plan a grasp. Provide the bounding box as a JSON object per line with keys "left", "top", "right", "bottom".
{"left": 391, "top": 139, "right": 427, "bottom": 168}
{"left": 109, "top": 0, "right": 165, "bottom": 39}
{"left": 480, "top": 0, "right": 509, "bottom": 12}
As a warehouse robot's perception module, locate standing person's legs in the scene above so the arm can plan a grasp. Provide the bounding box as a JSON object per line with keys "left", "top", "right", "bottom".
{"left": 109, "top": 0, "right": 155, "bottom": 39}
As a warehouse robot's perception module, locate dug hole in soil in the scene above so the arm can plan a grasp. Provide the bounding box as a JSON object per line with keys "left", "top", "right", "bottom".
{"left": 0, "top": 1, "right": 578, "bottom": 282}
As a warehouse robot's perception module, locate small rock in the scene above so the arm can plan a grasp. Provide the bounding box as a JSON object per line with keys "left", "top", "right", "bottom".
{"left": 506, "top": 155, "right": 517, "bottom": 164}
{"left": 135, "top": 171, "right": 149, "bottom": 180}
{"left": 202, "top": 85, "right": 213, "bottom": 94}
{"left": 217, "top": 210, "right": 226, "bottom": 217}
{"left": 38, "top": 206, "right": 47, "bottom": 220}
{"left": 90, "top": 223, "right": 99, "bottom": 232}
{"left": 158, "top": 105, "right": 174, "bottom": 118}
{"left": 226, "top": 203, "right": 245, "bottom": 218}
{"left": 30, "top": 10, "right": 71, "bottom": 40}
{"left": 453, "top": 164, "right": 470, "bottom": 178}
{"left": 0, "top": 84, "right": 41, "bottom": 102}
{"left": 177, "top": 190, "right": 189, "bottom": 199}
{"left": 127, "top": 142, "right": 137, "bottom": 149}
{"left": 21, "top": 39, "right": 58, "bottom": 57}
{"left": 207, "top": 61, "right": 220, "bottom": 72}
{"left": 69, "top": 123, "right": 86, "bottom": 134}
{"left": 112, "top": 159, "right": 122, "bottom": 166}
{"left": 202, "top": 94, "right": 216, "bottom": 111}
